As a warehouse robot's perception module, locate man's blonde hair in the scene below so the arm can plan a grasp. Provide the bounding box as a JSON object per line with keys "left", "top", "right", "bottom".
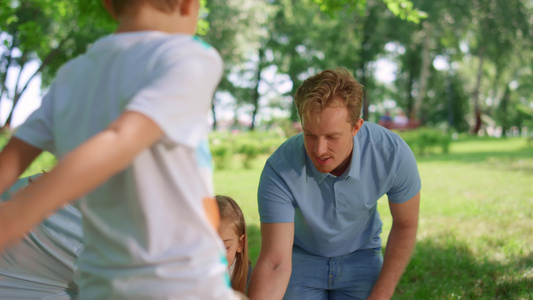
{"left": 294, "top": 67, "right": 364, "bottom": 126}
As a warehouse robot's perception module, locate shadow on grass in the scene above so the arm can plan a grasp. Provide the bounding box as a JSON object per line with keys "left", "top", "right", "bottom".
{"left": 245, "top": 226, "right": 532, "bottom": 298}
{"left": 396, "top": 237, "right": 533, "bottom": 299}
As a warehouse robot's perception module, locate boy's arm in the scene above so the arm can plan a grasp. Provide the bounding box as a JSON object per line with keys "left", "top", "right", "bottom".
{"left": 0, "top": 111, "right": 163, "bottom": 250}
{"left": 0, "top": 137, "right": 43, "bottom": 195}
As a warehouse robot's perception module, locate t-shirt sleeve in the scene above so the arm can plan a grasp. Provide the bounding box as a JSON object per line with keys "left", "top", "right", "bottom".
{"left": 0, "top": 175, "right": 40, "bottom": 201}
{"left": 257, "top": 160, "right": 295, "bottom": 223}
{"left": 13, "top": 85, "right": 56, "bottom": 153}
{"left": 126, "top": 40, "right": 223, "bottom": 149}
{"left": 386, "top": 138, "right": 421, "bottom": 204}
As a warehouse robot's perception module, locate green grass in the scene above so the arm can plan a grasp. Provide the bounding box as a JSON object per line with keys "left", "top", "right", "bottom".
{"left": 0, "top": 132, "right": 57, "bottom": 177}
{"left": 3, "top": 132, "right": 532, "bottom": 299}
{"left": 388, "top": 138, "right": 533, "bottom": 299}
{"left": 215, "top": 137, "right": 533, "bottom": 299}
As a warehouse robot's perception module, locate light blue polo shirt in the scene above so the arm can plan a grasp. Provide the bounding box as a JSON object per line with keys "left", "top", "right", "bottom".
{"left": 258, "top": 122, "right": 421, "bottom": 257}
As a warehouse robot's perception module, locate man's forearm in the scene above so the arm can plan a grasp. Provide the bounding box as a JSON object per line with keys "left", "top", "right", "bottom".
{"left": 248, "top": 260, "right": 291, "bottom": 300}
{"left": 368, "top": 225, "right": 418, "bottom": 300}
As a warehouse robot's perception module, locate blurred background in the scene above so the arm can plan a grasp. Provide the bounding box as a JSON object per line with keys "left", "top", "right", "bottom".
{"left": 1, "top": 0, "right": 532, "bottom": 136}
{"left": 1, "top": 1, "right": 532, "bottom": 298}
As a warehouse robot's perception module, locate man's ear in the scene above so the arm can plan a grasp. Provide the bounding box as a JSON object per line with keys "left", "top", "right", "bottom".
{"left": 101, "top": 0, "right": 118, "bottom": 20}
{"left": 352, "top": 118, "right": 364, "bottom": 137}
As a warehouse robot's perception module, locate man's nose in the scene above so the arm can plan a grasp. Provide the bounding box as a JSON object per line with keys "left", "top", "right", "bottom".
{"left": 315, "top": 138, "right": 327, "bottom": 156}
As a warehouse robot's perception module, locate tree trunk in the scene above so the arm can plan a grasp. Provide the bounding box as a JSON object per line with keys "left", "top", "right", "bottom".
{"left": 499, "top": 85, "right": 510, "bottom": 134}
{"left": 287, "top": 49, "right": 299, "bottom": 123}
{"left": 211, "top": 100, "right": 218, "bottom": 130}
{"left": 405, "top": 69, "right": 414, "bottom": 118}
{"left": 358, "top": 7, "right": 372, "bottom": 121}
{"left": 3, "top": 55, "right": 28, "bottom": 129}
{"left": 446, "top": 73, "right": 454, "bottom": 129}
{"left": 2, "top": 36, "right": 69, "bottom": 129}
{"left": 412, "top": 21, "right": 433, "bottom": 121}
{"left": 359, "top": 62, "right": 369, "bottom": 121}
{"left": 289, "top": 82, "right": 299, "bottom": 123}
{"left": 250, "top": 48, "right": 265, "bottom": 131}
{"left": 0, "top": 39, "right": 17, "bottom": 119}
{"left": 471, "top": 45, "right": 485, "bottom": 135}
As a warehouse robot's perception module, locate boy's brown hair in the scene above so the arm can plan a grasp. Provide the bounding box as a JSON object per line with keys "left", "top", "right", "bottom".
{"left": 294, "top": 67, "right": 364, "bottom": 127}
{"left": 110, "top": 0, "right": 181, "bottom": 16}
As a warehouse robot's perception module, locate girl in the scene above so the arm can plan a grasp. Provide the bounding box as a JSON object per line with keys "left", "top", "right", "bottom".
{"left": 216, "top": 195, "right": 251, "bottom": 294}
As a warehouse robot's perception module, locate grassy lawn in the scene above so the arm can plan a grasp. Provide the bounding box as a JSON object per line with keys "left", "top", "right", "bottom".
{"left": 215, "top": 137, "right": 533, "bottom": 299}
{"left": 3, "top": 133, "right": 531, "bottom": 298}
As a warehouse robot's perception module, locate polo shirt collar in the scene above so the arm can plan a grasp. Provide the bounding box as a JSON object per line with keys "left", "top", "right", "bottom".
{"left": 348, "top": 137, "right": 362, "bottom": 180}
{"left": 307, "top": 156, "right": 329, "bottom": 183}
{"left": 306, "top": 136, "right": 362, "bottom": 183}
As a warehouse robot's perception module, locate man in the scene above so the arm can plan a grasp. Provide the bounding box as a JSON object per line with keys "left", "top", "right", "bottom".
{"left": 248, "top": 68, "right": 421, "bottom": 300}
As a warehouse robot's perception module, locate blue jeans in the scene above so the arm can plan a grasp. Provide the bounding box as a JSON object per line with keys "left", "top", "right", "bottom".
{"left": 283, "top": 246, "right": 383, "bottom": 300}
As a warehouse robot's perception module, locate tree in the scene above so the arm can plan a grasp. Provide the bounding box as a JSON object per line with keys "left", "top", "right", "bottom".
{"left": 202, "top": 0, "right": 272, "bottom": 130}
{"left": 0, "top": 0, "right": 114, "bottom": 130}
{"left": 265, "top": 0, "right": 363, "bottom": 122}
{"left": 314, "top": 0, "right": 426, "bottom": 23}
{"left": 388, "top": 0, "right": 471, "bottom": 124}
{"left": 352, "top": 0, "right": 395, "bottom": 121}
{"left": 310, "top": 0, "right": 427, "bottom": 121}
{"left": 466, "top": 0, "right": 531, "bottom": 134}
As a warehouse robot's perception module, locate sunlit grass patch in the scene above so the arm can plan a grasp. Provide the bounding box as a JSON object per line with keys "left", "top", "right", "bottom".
{"left": 3, "top": 131, "right": 532, "bottom": 298}
{"left": 378, "top": 137, "right": 532, "bottom": 298}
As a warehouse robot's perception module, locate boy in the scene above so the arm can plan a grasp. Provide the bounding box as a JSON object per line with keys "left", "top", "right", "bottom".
{"left": 0, "top": 0, "right": 237, "bottom": 298}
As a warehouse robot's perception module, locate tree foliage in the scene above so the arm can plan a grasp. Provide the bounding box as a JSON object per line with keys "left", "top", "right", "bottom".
{"left": 314, "top": 0, "right": 427, "bottom": 23}
{"left": 0, "top": 0, "right": 115, "bottom": 129}
{"left": 1, "top": 0, "right": 532, "bottom": 135}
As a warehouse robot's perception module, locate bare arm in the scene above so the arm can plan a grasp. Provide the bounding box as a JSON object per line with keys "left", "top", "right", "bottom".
{"left": 0, "top": 111, "right": 163, "bottom": 250}
{"left": 248, "top": 222, "right": 294, "bottom": 300}
{"left": 368, "top": 192, "right": 420, "bottom": 300}
{"left": 0, "top": 137, "right": 43, "bottom": 195}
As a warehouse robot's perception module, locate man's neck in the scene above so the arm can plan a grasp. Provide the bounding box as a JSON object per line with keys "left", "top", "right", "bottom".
{"left": 331, "top": 151, "right": 353, "bottom": 177}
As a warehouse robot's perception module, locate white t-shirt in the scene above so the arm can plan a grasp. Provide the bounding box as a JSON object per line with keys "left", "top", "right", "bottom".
{"left": 15, "top": 32, "right": 232, "bottom": 299}
{"left": 0, "top": 175, "right": 83, "bottom": 299}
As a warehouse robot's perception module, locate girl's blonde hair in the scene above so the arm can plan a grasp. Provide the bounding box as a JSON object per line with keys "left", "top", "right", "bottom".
{"left": 216, "top": 195, "right": 250, "bottom": 294}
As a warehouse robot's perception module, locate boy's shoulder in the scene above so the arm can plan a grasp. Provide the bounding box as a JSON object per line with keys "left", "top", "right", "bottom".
{"left": 56, "top": 33, "right": 221, "bottom": 82}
